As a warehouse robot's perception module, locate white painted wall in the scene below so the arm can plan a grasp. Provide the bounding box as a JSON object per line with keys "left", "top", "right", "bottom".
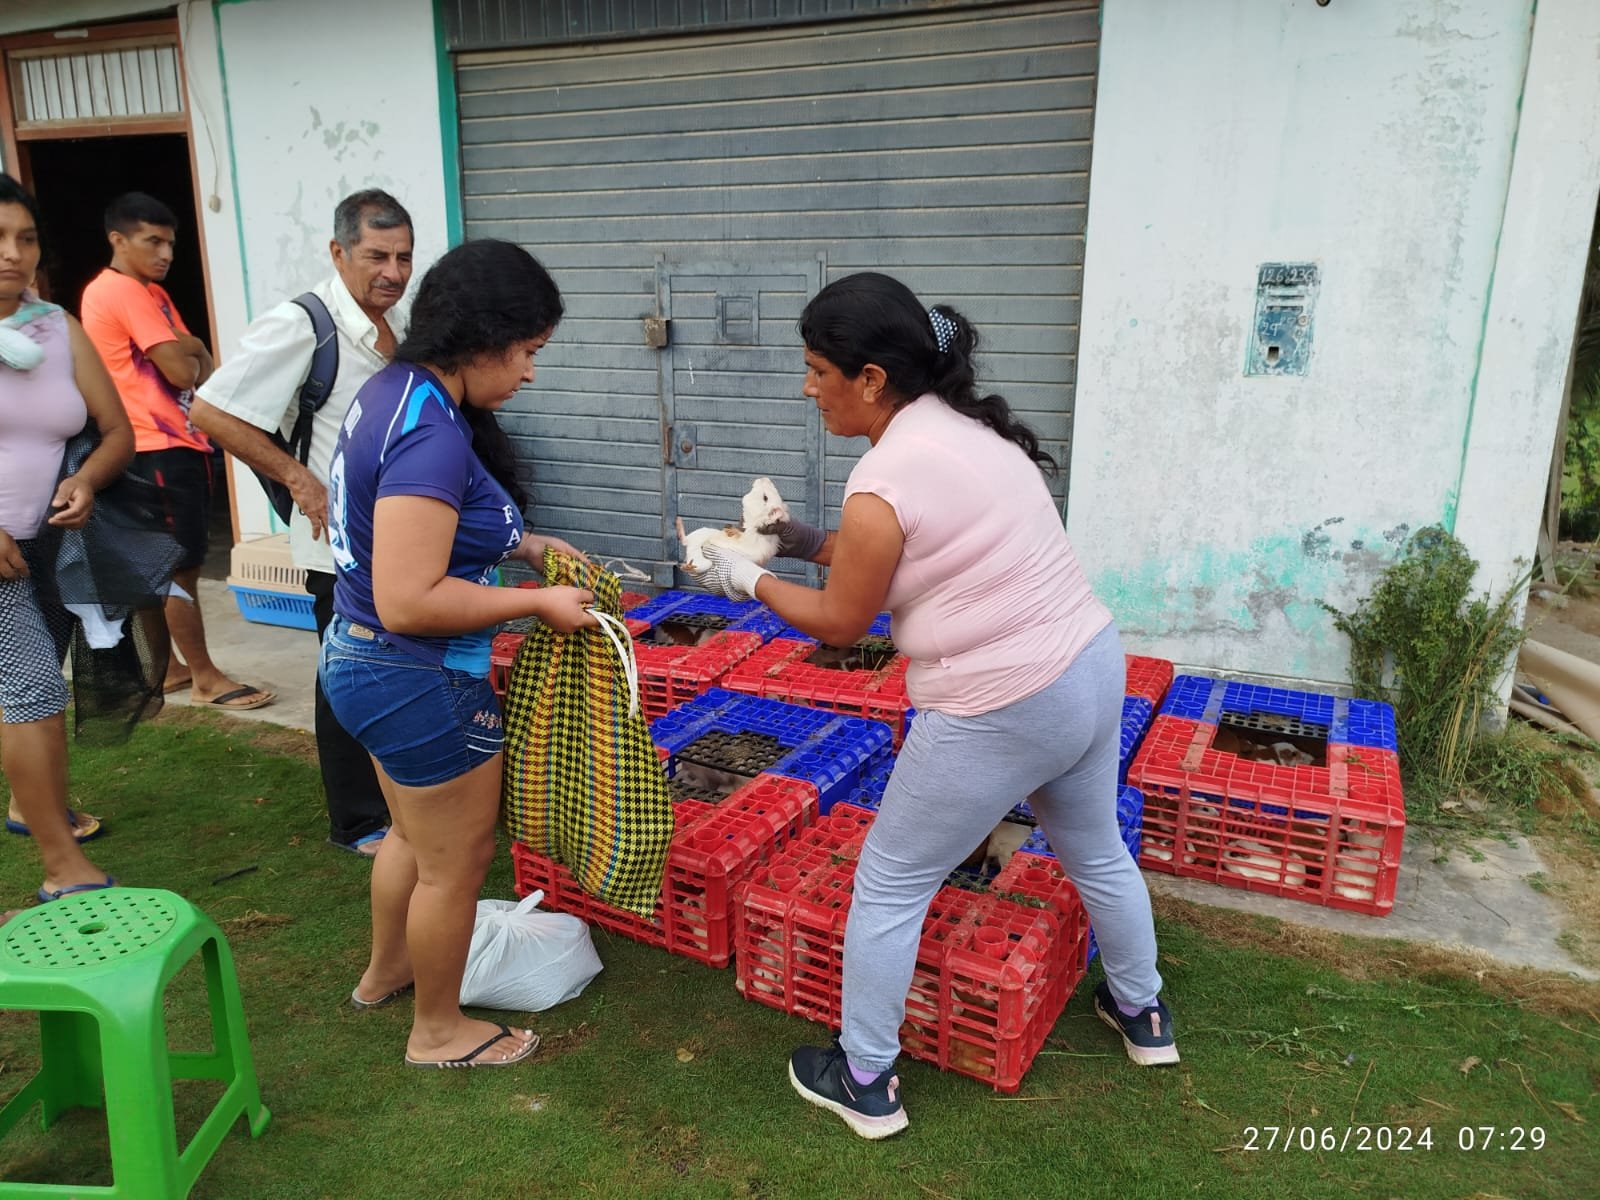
{"left": 1453, "top": 0, "right": 1600, "bottom": 642}
{"left": 183, "top": 0, "right": 451, "bottom": 539}
{"left": 1070, "top": 0, "right": 1600, "bottom": 687}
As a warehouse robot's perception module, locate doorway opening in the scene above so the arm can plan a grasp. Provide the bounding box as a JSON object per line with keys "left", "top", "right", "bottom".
{"left": 27, "top": 132, "right": 211, "bottom": 348}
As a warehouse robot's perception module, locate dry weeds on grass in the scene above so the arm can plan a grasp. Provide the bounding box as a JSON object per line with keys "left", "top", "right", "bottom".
{"left": 1530, "top": 832, "right": 1600, "bottom": 970}
{"left": 1152, "top": 893, "right": 1600, "bottom": 1025}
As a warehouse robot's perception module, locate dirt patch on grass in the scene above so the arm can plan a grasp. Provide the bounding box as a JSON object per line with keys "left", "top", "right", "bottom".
{"left": 1529, "top": 833, "right": 1600, "bottom": 970}
{"left": 530, "top": 1019, "right": 598, "bottom": 1062}
{"left": 220, "top": 909, "right": 295, "bottom": 937}
{"left": 1153, "top": 893, "right": 1600, "bottom": 1024}
{"left": 151, "top": 706, "right": 318, "bottom": 764}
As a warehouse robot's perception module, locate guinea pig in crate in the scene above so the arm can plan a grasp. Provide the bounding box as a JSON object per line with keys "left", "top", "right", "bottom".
{"left": 676, "top": 476, "right": 790, "bottom": 573}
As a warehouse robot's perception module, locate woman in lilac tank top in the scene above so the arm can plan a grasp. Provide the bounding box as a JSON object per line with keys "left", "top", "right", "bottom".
{"left": 0, "top": 174, "right": 136, "bottom": 914}
{"left": 694, "top": 272, "right": 1177, "bottom": 1138}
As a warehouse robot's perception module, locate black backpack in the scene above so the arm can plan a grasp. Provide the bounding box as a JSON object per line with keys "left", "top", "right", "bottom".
{"left": 253, "top": 292, "right": 339, "bottom": 524}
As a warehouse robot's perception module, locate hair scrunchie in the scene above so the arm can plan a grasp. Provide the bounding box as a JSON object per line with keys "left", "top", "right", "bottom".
{"left": 928, "top": 308, "right": 957, "bottom": 355}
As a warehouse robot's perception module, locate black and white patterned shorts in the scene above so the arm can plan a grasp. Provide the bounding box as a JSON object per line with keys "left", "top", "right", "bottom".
{"left": 0, "top": 538, "right": 73, "bottom": 724}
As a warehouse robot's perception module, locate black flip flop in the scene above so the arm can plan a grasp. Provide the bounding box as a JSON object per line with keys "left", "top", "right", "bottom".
{"left": 204, "top": 685, "right": 276, "bottom": 711}
{"left": 404, "top": 1025, "right": 540, "bottom": 1069}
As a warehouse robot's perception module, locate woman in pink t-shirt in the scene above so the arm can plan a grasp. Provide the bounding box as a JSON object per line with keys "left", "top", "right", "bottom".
{"left": 696, "top": 272, "right": 1177, "bottom": 1138}
{"left": 0, "top": 173, "right": 136, "bottom": 915}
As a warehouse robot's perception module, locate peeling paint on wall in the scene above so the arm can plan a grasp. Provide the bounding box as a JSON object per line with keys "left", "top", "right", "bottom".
{"left": 1092, "top": 521, "right": 1413, "bottom": 678}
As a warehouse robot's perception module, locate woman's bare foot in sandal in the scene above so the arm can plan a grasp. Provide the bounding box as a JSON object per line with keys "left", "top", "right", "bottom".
{"left": 352, "top": 964, "right": 415, "bottom": 1009}
{"left": 405, "top": 1017, "right": 536, "bottom": 1067}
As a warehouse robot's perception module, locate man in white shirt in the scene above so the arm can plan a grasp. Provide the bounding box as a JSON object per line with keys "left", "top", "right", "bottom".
{"left": 192, "top": 190, "right": 414, "bottom": 857}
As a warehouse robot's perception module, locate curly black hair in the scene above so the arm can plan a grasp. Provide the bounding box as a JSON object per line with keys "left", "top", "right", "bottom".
{"left": 396, "top": 239, "right": 564, "bottom": 508}
{"left": 799, "top": 271, "right": 1057, "bottom": 475}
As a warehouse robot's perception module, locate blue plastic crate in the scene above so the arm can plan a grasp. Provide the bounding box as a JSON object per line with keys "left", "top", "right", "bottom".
{"left": 842, "top": 752, "right": 896, "bottom": 811}
{"left": 1159, "top": 674, "right": 1398, "bottom": 753}
{"left": 772, "top": 611, "right": 893, "bottom": 643}
{"left": 650, "top": 688, "right": 893, "bottom": 813}
{"left": 1158, "top": 674, "right": 1223, "bottom": 721}
{"left": 624, "top": 589, "right": 787, "bottom": 641}
{"left": 1119, "top": 695, "right": 1155, "bottom": 783}
{"left": 229, "top": 583, "right": 316, "bottom": 632}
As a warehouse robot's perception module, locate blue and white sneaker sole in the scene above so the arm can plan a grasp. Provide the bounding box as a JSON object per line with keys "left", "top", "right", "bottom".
{"left": 1095, "top": 998, "right": 1181, "bottom": 1066}
{"left": 787, "top": 1061, "right": 910, "bottom": 1140}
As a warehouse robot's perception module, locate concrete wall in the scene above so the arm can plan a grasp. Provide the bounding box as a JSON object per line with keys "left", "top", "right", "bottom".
{"left": 1072, "top": 0, "right": 1600, "bottom": 685}
{"left": 181, "top": 0, "right": 452, "bottom": 538}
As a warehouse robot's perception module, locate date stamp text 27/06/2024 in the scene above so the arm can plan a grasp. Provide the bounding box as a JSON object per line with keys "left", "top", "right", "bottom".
{"left": 1240, "top": 1126, "right": 1548, "bottom": 1153}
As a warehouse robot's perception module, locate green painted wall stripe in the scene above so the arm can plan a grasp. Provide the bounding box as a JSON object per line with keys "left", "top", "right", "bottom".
{"left": 211, "top": 0, "right": 253, "bottom": 320}
{"left": 433, "top": 0, "right": 464, "bottom": 246}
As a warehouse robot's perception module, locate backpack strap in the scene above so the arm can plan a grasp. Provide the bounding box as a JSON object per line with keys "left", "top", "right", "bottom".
{"left": 285, "top": 292, "right": 339, "bottom": 465}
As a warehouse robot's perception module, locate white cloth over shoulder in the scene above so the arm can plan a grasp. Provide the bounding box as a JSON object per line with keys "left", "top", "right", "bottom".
{"left": 459, "top": 893, "right": 603, "bottom": 1011}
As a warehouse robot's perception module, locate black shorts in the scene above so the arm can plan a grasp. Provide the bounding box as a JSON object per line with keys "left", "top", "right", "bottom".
{"left": 129, "top": 447, "right": 213, "bottom": 571}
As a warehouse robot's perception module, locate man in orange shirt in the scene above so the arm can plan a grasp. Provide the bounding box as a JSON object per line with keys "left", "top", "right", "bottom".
{"left": 81, "top": 192, "right": 273, "bottom": 710}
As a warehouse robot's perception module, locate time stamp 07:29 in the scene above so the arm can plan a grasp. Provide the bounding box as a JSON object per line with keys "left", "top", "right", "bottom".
{"left": 1241, "top": 1125, "right": 1548, "bottom": 1153}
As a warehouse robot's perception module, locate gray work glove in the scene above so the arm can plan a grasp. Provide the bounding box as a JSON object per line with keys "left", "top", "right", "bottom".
{"left": 769, "top": 518, "right": 827, "bottom": 562}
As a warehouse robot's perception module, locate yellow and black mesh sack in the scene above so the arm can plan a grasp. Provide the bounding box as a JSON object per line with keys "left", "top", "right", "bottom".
{"left": 501, "top": 549, "right": 674, "bottom": 917}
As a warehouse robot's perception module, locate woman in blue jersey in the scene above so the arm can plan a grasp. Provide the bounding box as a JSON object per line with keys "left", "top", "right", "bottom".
{"left": 321, "top": 240, "right": 595, "bottom": 1069}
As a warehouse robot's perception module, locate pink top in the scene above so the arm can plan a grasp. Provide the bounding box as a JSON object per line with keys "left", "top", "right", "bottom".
{"left": 844, "top": 393, "right": 1111, "bottom": 717}
{"left": 0, "top": 307, "right": 87, "bottom": 540}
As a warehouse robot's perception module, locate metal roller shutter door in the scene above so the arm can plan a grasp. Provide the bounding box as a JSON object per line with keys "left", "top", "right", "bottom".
{"left": 456, "top": 0, "right": 1095, "bottom": 584}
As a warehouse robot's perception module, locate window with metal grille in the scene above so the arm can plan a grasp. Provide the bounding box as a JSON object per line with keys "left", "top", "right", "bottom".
{"left": 10, "top": 38, "right": 183, "bottom": 130}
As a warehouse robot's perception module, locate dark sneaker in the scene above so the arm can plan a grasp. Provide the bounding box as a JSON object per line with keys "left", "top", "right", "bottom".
{"left": 1093, "top": 981, "right": 1180, "bottom": 1066}
{"left": 788, "top": 1039, "right": 909, "bottom": 1140}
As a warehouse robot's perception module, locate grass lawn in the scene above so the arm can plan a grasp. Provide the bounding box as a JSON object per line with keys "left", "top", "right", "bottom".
{"left": 3, "top": 710, "right": 1598, "bottom": 1199}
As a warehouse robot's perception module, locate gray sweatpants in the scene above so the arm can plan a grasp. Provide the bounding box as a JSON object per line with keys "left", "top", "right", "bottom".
{"left": 840, "top": 624, "right": 1164, "bottom": 1071}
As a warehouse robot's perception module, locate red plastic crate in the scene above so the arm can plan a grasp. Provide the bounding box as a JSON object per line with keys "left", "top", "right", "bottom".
{"left": 719, "top": 638, "right": 914, "bottom": 747}
{"left": 510, "top": 778, "right": 822, "bottom": 968}
{"left": 1127, "top": 715, "right": 1405, "bottom": 915}
{"left": 662, "top": 775, "right": 819, "bottom": 966}
{"left": 635, "top": 630, "right": 766, "bottom": 721}
{"left": 510, "top": 798, "right": 717, "bottom": 946}
{"left": 490, "top": 607, "right": 660, "bottom": 700}
{"left": 1124, "top": 654, "right": 1174, "bottom": 707}
{"left": 490, "top": 631, "right": 522, "bottom": 698}
{"left": 901, "top": 886, "right": 1088, "bottom": 1091}
{"left": 733, "top": 808, "right": 1090, "bottom": 1092}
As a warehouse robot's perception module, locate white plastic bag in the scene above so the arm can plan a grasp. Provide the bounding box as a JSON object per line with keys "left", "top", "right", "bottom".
{"left": 459, "top": 891, "right": 603, "bottom": 1011}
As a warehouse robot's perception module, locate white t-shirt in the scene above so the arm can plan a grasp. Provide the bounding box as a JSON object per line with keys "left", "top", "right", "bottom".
{"left": 198, "top": 275, "right": 393, "bottom": 573}
{"left": 844, "top": 393, "right": 1112, "bottom": 717}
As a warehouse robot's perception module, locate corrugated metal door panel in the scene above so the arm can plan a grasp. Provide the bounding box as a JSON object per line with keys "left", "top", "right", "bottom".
{"left": 458, "top": 0, "right": 1094, "bottom": 573}
{"left": 444, "top": 0, "right": 1000, "bottom": 52}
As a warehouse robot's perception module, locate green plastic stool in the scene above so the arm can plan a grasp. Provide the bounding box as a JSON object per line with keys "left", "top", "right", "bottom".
{"left": 0, "top": 888, "right": 270, "bottom": 1198}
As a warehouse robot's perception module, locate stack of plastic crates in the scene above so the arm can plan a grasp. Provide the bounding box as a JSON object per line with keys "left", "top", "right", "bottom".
{"left": 718, "top": 614, "right": 915, "bottom": 748}
{"left": 1128, "top": 674, "right": 1404, "bottom": 915}
{"left": 623, "top": 591, "right": 788, "bottom": 719}
{"left": 510, "top": 774, "right": 818, "bottom": 967}
{"left": 653, "top": 688, "right": 893, "bottom": 815}
{"left": 732, "top": 803, "right": 1089, "bottom": 1092}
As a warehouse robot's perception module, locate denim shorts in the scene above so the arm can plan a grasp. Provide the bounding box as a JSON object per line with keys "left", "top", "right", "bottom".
{"left": 318, "top": 615, "right": 504, "bottom": 788}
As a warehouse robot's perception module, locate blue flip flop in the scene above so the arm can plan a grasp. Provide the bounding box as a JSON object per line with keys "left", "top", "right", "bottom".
{"left": 6, "top": 809, "right": 104, "bottom": 844}
{"left": 328, "top": 828, "right": 388, "bottom": 858}
{"left": 38, "top": 877, "right": 117, "bottom": 904}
